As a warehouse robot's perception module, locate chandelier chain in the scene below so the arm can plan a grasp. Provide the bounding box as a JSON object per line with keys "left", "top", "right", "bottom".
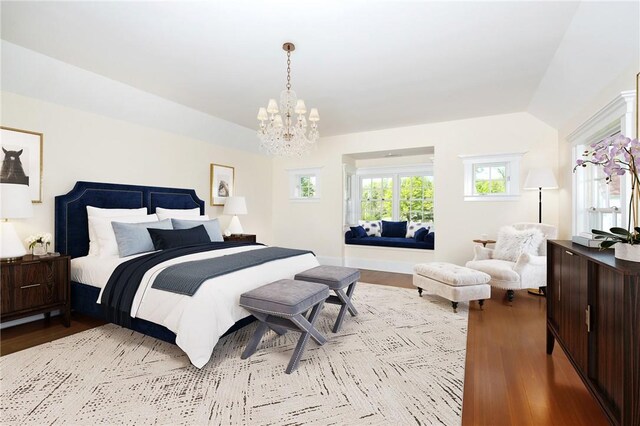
{"left": 286, "top": 50, "right": 291, "bottom": 91}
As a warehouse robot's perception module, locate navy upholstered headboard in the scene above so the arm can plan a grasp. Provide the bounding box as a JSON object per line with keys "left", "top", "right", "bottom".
{"left": 55, "top": 181, "right": 205, "bottom": 258}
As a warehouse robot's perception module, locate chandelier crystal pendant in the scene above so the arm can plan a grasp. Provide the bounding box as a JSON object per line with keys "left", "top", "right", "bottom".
{"left": 257, "top": 42, "right": 319, "bottom": 156}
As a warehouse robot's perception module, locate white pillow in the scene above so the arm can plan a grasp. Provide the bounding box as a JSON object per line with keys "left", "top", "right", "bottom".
{"left": 90, "top": 214, "right": 158, "bottom": 258}
{"left": 358, "top": 220, "right": 381, "bottom": 237}
{"left": 493, "top": 226, "right": 544, "bottom": 262}
{"left": 86, "top": 206, "right": 148, "bottom": 256}
{"left": 406, "top": 221, "right": 432, "bottom": 238}
{"left": 155, "top": 207, "right": 206, "bottom": 221}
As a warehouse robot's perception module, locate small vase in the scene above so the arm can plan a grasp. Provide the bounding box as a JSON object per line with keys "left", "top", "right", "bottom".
{"left": 614, "top": 243, "right": 640, "bottom": 262}
{"left": 32, "top": 243, "right": 47, "bottom": 256}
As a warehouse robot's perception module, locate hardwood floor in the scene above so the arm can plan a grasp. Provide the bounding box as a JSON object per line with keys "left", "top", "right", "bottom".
{"left": 1, "top": 269, "right": 608, "bottom": 425}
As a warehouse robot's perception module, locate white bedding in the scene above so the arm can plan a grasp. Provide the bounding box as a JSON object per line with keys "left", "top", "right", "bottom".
{"left": 71, "top": 245, "right": 320, "bottom": 368}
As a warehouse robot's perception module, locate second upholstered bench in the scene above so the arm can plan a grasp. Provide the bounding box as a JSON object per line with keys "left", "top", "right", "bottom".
{"left": 239, "top": 279, "right": 329, "bottom": 374}
{"left": 295, "top": 265, "right": 360, "bottom": 333}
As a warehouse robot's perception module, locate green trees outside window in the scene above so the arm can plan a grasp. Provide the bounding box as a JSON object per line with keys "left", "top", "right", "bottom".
{"left": 360, "top": 175, "right": 434, "bottom": 222}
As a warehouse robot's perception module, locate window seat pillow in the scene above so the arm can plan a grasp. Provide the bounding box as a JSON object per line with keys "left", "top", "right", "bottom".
{"left": 382, "top": 220, "right": 408, "bottom": 238}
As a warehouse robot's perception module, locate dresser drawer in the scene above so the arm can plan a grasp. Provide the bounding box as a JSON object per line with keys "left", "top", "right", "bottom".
{"left": 12, "top": 281, "right": 61, "bottom": 312}
{"left": 15, "top": 261, "right": 57, "bottom": 287}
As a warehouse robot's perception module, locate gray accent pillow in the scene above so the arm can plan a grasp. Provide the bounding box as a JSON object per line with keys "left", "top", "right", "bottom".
{"left": 112, "top": 219, "right": 173, "bottom": 258}
{"left": 171, "top": 218, "right": 224, "bottom": 242}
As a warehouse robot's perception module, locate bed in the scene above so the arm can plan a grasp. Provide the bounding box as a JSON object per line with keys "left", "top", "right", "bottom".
{"left": 55, "top": 181, "right": 319, "bottom": 368}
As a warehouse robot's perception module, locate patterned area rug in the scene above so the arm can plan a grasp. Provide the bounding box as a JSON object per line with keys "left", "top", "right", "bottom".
{"left": 0, "top": 283, "right": 468, "bottom": 425}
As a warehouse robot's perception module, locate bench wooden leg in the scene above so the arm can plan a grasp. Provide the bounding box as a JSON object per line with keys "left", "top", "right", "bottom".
{"left": 241, "top": 322, "right": 269, "bottom": 360}
{"left": 479, "top": 299, "right": 485, "bottom": 310}
{"left": 452, "top": 301, "right": 458, "bottom": 313}
{"left": 418, "top": 287, "right": 423, "bottom": 297}
{"left": 286, "top": 302, "right": 326, "bottom": 374}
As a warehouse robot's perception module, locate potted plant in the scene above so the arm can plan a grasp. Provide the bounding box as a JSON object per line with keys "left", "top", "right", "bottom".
{"left": 574, "top": 134, "right": 640, "bottom": 261}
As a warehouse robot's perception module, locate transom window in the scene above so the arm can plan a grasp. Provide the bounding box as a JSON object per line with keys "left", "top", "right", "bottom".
{"left": 460, "top": 153, "right": 523, "bottom": 201}
{"left": 288, "top": 167, "right": 321, "bottom": 201}
{"left": 473, "top": 163, "right": 508, "bottom": 195}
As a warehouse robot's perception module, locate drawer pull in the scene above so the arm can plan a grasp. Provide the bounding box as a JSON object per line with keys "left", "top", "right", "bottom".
{"left": 565, "top": 250, "right": 574, "bottom": 256}
{"left": 20, "top": 283, "right": 41, "bottom": 289}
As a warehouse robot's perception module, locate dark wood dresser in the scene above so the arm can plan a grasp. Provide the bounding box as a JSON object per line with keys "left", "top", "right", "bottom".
{"left": 547, "top": 240, "right": 639, "bottom": 426}
{"left": 1, "top": 255, "right": 71, "bottom": 327}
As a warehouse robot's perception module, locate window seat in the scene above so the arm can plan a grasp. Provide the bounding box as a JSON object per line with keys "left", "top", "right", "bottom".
{"left": 344, "top": 231, "right": 435, "bottom": 250}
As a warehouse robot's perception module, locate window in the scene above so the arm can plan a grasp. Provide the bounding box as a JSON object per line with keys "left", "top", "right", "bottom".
{"left": 355, "top": 165, "right": 434, "bottom": 223}
{"left": 399, "top": 175, "right": 434, "bottom": 222}
{"left": 288, "top": 168, "right": 321, "bottom": 201}
{"left": 568, "top": 91, "right": 635, "bottom": 236}
{"left": 360, "top": 177, "right": 393, "bottom": 220}
{"left": 460, "top": 153, "right": 523, "bottom": 201}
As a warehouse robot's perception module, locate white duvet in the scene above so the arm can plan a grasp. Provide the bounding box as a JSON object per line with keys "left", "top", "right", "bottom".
{"left": 71, "top": 245, "right": 319, "bottom": 368}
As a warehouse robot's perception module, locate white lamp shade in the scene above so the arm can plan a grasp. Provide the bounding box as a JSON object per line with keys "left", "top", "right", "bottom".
{"left": 295, "top": 99, "right": 307, "bottom": 114}
{"left": 223, "top": 196, "right": 247, "bottom": 215}
{"left": 308, "top": 108, "right": 320, "bottom": 122}
{"left": 267, "top": 99, "right": 279, "bottom": 114}
{"left": 1, "top": 183, "right": 33, "bottom": 219}
{"left": 523, "top": 168, "right": 558, "bottom": 190}
{"left": 257, "top": 107, "right": 268, "bottom": 121}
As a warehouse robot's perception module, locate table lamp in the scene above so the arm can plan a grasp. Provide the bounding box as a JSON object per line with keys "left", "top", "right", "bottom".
{"left": 223, "top": 196, "right": 247, "bottom": 235}
{"left": 1, "top": 183, "right": 33, "bottom": 261}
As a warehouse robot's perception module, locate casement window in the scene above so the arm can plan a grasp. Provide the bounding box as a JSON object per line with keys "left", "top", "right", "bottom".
{"left": 355, "top": 165, "right": 434, "bottom": 223}
{"left": 460, "top": 153, "right": 523, "bottom": 201}
{"left": 288, "top": 168, "right": 321, "bottom": 201}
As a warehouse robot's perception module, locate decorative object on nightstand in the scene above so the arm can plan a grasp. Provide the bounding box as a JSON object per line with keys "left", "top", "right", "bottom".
{"left": 0, "top": 255, "right": 71, "bottom": 327}
{"left": 25, "top": 232, "right": 52, "bottom": 256}
{"left": 523, "top": 168, "right": 558, "bottom": 296}
{"left": 223, "top": 196, "right": 247, "bottom": 235}
{"left": 0, "top": 183, "right": 33, "bottom": 261}
{"left": 223, "top": 233, "right": 256, "bottom": 243}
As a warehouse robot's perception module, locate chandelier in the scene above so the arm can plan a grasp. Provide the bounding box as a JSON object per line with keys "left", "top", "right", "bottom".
{"left": 257, "top": 42, "right": 319, "bottom": 156}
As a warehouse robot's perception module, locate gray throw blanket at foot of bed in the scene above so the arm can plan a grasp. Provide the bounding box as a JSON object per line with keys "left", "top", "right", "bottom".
{"left": 151, "top": 246, "right": 314, "bottom": 296}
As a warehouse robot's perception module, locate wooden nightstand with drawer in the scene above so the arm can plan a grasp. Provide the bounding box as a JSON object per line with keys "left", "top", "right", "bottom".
{"left": 223, "top": 234, "right": 257, "bottom": 243}
{"left": 1, "top": 255, "right": 71, "bottom": 327}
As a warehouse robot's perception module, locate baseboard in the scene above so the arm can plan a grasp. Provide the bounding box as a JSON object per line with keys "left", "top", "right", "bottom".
{"left": 0, "top": 310, "right": 61, "bottom": 329}
{"left": 316, "top": 256, "right": 344, "bottom": 266}
{"left": 344, "top": 257, "right": 414, "bottom": 274}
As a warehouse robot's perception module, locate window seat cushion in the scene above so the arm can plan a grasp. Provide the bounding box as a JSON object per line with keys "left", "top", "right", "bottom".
{"left": 345, "top": 231, "right": 434, "bottom": 250}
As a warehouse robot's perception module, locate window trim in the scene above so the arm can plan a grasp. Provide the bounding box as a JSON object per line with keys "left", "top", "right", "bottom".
{"left": 460, "top": 152, "right": 524, "bottom": 201}
{"left": 288, "top": 167, "right": 322, "bottom": 202}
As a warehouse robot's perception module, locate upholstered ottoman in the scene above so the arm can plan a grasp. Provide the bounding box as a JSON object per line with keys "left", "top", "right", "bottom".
{"left": 295, "top": 265, "right": 360, "bottom": 333}
{"left": 413, "top": 262, "right": 491, "bottom": 312}
{"left": 239, "top": 279, "right": 329, "bottom": 374}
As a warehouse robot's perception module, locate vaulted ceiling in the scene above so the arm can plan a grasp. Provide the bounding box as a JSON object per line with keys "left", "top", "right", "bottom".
{"left": 1, "top": 1, "right": 638, "bottom": 136}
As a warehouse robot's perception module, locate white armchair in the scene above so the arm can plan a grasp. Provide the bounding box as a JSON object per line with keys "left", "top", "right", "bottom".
{"left": 465, "top": 223, "right": 558, "bottom": 302}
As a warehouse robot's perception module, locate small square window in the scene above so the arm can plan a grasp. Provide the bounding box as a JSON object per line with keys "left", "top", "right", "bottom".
{"left": 288, "top": 168, "right": 321, "bottom": 201}
{"left": 460, "top": 153, "right": 523, "bottom": 201}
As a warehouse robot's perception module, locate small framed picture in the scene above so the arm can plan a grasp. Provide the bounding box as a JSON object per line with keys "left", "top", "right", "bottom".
{"left": 1, "top": 126, "right": 43, "bottom": 203}
{"left": 210, "top": 163, "right": 234, "bottom": 206}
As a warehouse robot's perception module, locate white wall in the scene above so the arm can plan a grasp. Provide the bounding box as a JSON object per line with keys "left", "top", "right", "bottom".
{"left": 2, "top": 92, "right": 274, "bottom": 248}
{"left": 272, "top": 112, "right": 559, "bottom": 272}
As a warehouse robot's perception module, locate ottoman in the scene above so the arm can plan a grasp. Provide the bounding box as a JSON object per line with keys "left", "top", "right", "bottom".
{"left": 295, "top": 265, "right": 360, "bottom": 333}
{"left": 239, "top": 279, "right": 329, "bottom": 374}
{"left": 413, "top": 262, "right": 491, "bottom": 312}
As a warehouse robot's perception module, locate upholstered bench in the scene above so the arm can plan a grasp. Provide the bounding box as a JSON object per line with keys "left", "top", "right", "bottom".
{"left": 295, "top": 265, "right": 360, "bottom": 333}
{"left": 239, "top": 279, "right": 329, "bottom": 374}
{"left": 413, "top": 262, "right": 491, "bottom": 312}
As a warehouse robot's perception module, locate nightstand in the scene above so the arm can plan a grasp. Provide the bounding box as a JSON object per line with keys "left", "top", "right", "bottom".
{"left": 1, "top": 255, "right": 71, "bottom": 327}
{"left": 224, "top": 234, "right": 257, "bottom": 243}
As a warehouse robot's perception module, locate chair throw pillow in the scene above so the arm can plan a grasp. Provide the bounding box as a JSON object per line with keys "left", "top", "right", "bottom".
{"left": 382, "top": 220, "right": 408, "bottom": 238}
{"left": 358, "top": 220, "right": 382, "bottom": 237}
{"left": 349, "top": 226, "right": 368, "bottom": 239}
{"left": 493, "top": 226, "right": 545, "bottom": 262}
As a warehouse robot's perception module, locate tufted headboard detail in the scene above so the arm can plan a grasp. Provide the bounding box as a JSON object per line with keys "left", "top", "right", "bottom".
{"left": 55, "top": 181, "right": 205, "bottom": 258}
